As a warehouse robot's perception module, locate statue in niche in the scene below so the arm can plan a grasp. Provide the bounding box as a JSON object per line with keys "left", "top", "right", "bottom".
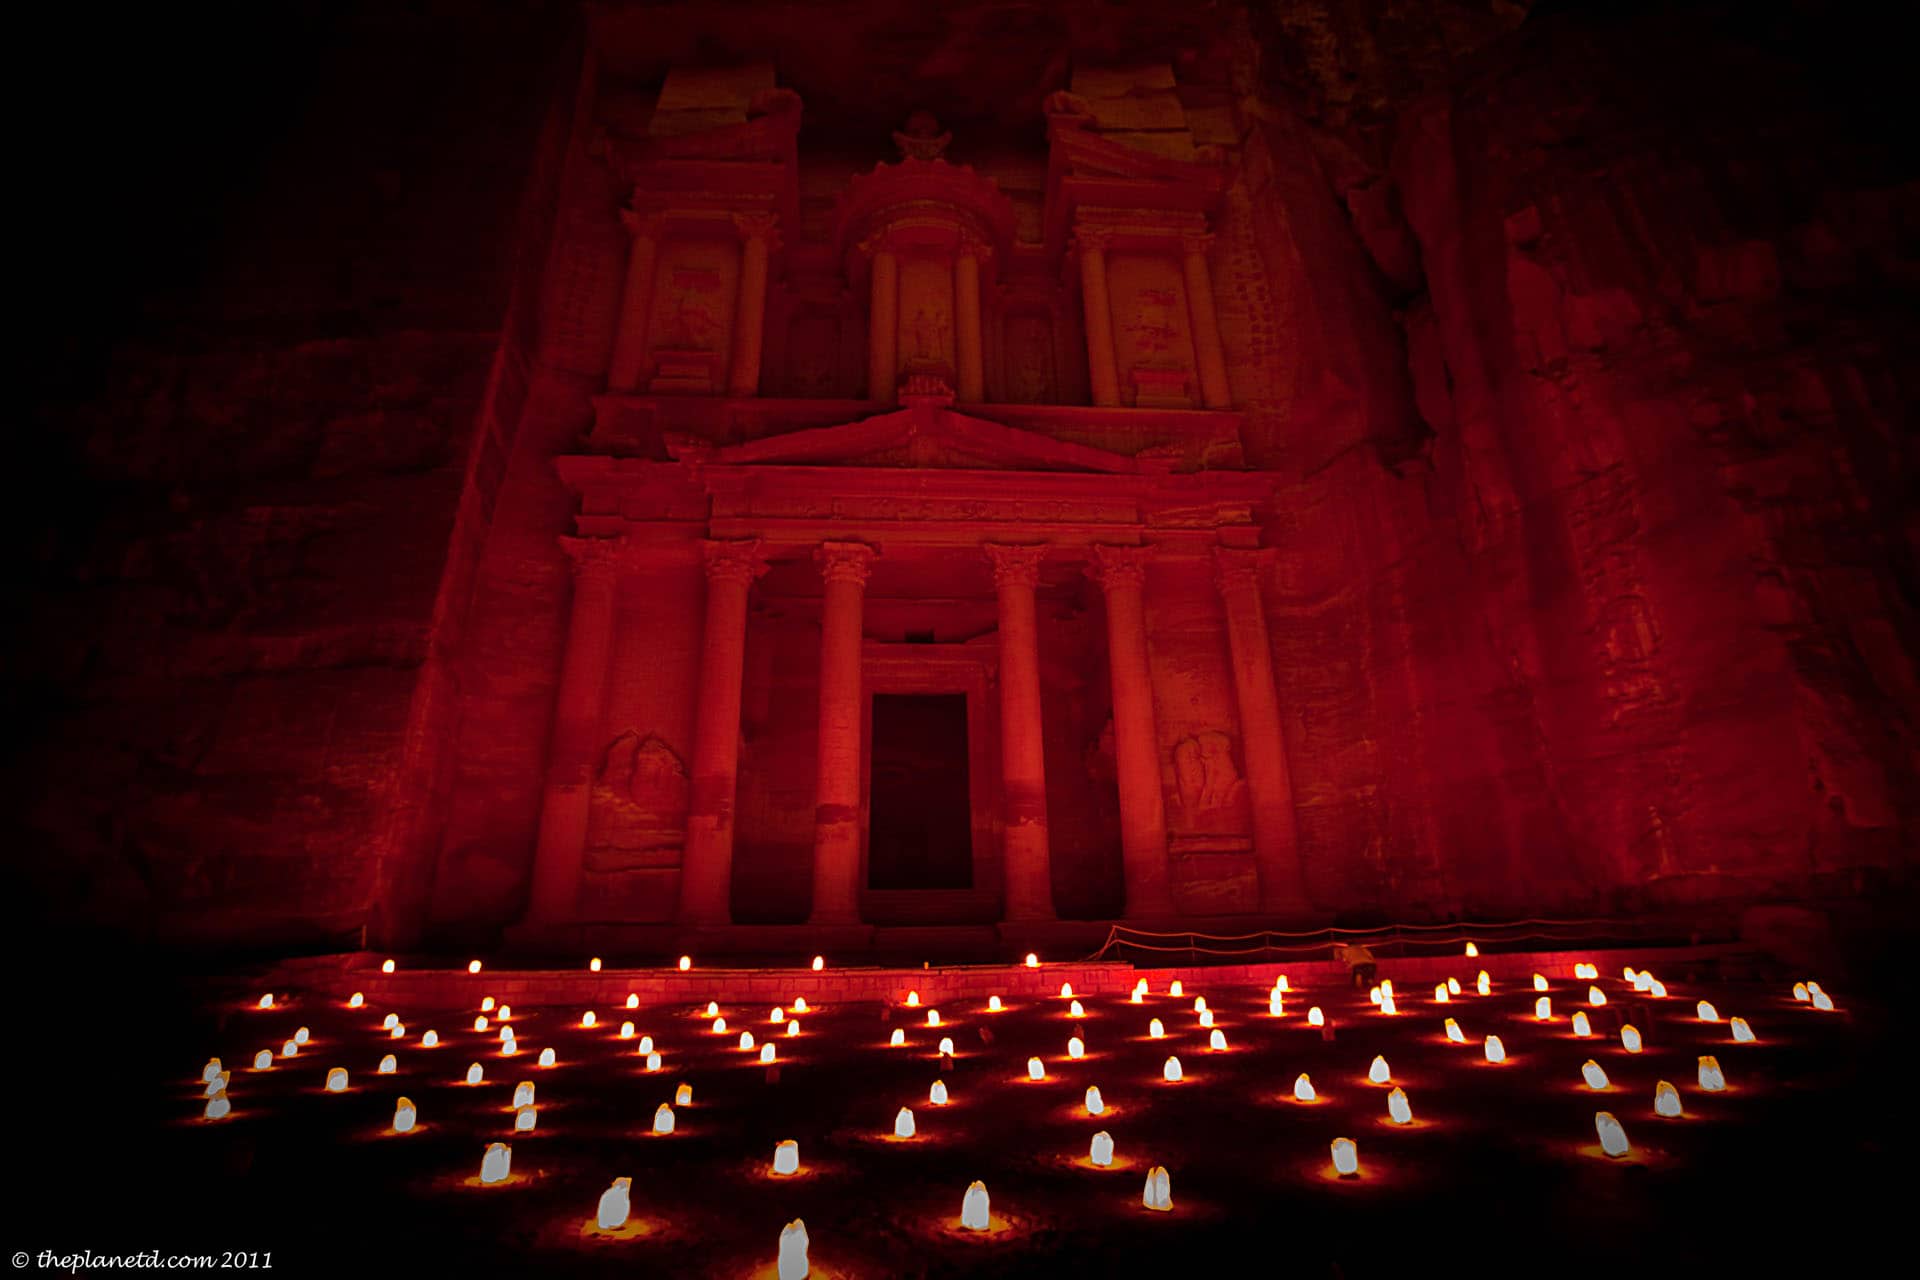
{"left": 586, "top": 730, "right": 689, "bottom": 867}
{"left": 660, "top": 267, "right": 723, "bottom": 350}
{"left": 1125, "top": 287, "right": 1182, "bottom": 362}
{"left": 892, "top": 110, "right": 952, "bottom": 162}
{"left": 906, "top": 304, "right": 951, "bottom": 363}
{"left": 1172, "top": 731, "right": 1249, "bottom": 834}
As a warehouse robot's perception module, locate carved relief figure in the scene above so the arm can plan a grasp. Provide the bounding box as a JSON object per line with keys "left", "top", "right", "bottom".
{"left": 586, "top": 730, "right": 690, "bottom": 867}
{"left": 661, "top": 267, "right": 724, "bottom": 349}
{"left": 907, "top": 304, "right": 952, "bottom": 362}
{"left": 1125, "top": 287, "right": 1182, "bottom": 362}
{"left": 1171, "top": 730, "right": 1249, "bottom": 834}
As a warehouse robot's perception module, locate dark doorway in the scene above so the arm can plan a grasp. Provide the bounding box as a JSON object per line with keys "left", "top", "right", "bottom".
{"left": 867, "top": 693, "right": 972, "bottom": 890}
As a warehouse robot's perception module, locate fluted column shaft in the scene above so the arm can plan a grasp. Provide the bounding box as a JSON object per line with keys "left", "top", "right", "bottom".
{"left": 609, "top": 210, "right": 660, "bottom": 392}
{"left": 1088, "top": 544, "right": 1173, "bottom": 916}
{"left": 955, "top": 241, "right": 985, "bottom": 402}
{"left": 867, "top": 240, "right": 899, "bottom": 403}
{"left": 986, "top": 544, "right": 1054, "bottom": 921}
{"left": 1213, "top": 548, "right": 1306, "bottom": 913}
{"left": 728, "top": 213, "right": 778, "bottom": 398}
{"left": 1182, "top": 232, "right": 1233, "bottom": 410}
{"left": 527, "top": 539, "right": 622, "bottom": 923}
{"left": 810, "top": 542, "right": 875, "bottom": 924}
{"left": 679, "top": 540, "right": 768, "bottom": 926}
{"left": 1076, "top": 230, "right": 1121, "bottom": 407}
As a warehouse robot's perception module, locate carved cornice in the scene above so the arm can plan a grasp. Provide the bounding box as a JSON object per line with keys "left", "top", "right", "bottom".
{"left": 984, "top": 542, "right": 1047, "bottom": 589}
{"left": 561, "top": 535, "right": 629, "bottom": 582}
{"left": 702, "top": 538, "right": 769, "bottom": 585}
{"left": 1086, "top": 542, "right": 1154, "bottom": 591}
{"left": 815, "top": 540, "right": 876, "bottom": 586}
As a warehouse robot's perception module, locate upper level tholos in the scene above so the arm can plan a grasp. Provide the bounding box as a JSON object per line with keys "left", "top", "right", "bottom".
{"left": 579, "top": 60, "right": 1247, "bottom": 465}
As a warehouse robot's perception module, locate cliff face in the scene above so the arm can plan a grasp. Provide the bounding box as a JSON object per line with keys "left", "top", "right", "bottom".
{"left": 12, "top": 0, "right": 1915, "bottom": 950}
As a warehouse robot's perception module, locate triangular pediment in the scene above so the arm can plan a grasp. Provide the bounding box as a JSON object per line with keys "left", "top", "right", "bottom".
{"left": 694, "top": 404, "right": 1140, "bottom": 474}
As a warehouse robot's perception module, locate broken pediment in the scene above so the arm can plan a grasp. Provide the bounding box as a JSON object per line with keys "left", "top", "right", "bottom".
{"left": 684, "top": 403, "right": 1143, "bottom": 474}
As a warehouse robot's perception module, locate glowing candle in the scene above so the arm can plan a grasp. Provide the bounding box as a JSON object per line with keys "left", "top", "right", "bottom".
{"left": 778, "top": 1220, "right": 809, "bottom": 1280}
{"left": 1535, "top": 997, "right": 1552, "bottom": 1020}
{"left": 1812, "top": 989, "right": 1835, "bottom": 1011}
{"left": 498, "top": 1003, "right": 513, "bottom": 1021}
{"left": 349, "top": 993, "right": 365, "bottom": 1009}
{"left": 1572, "top": 1011, "right": 1593, "bottom": 1037}
{"left": 1445, "top": 1018, "right": 1465, "bottom": 1043}
{"left": 1025, "top": 953, "right": 1039, "bottom": 968}
{"left": 760, "top": 1043, "right": 776, "bottom": 1064}
{"left": 469, "top": 960, "right": 482, "bottom": 975}
{"left": 1143, "top": 1166, "right": 1171, "bottom": 1212}
{"left": 1582, "top": 1060, "right": 1610, "bottom": 1090}
{"left": 1477, "top": 971, "right": 1491, "bottom": 996}
{"left": 326, "top": 1067, "right": 348, "bottom": 1092}
{"left": 1276, "top": 975, "right": 1290, "bottom": 992}
{"left": 1633, "top": 971, "right": 1653, "bottom": 992}
{"left": 204, "top": 1073, "right": 228, "bottom": 1097}
{"left": 382, "top": 959, "right": 395, "bottom": 974}
{"left": 930, "top": 1080, "right": 949, "bottom": 1105}
{"left": 1388, "top": 1087, "right": 1412, "bottom": 1125}
{"left": 793, "top": 997, "right": 809, "bottom": 1014}
{"left": 1434, "top": 984, "right": 1450, "bottom": 1004}
{"left": 962, "top": 1181, "right": 991, "bottom": 1230}
{"left": 712, "top": 1018, "right": 727, "bottom": 1035}
{"left": 1369, "top": 986, "right": 1382, "bottom": 1006}
{"left": 382, "top": 1013, "right": 399, "bottom": 1030}
{"left": 1655, "top": 1080, "right": 1683, "bottom": 1116}
{"left": 676, "top": 1082, "right": 692, "bottom": 1106}
{"left": 1028, "top": 1057, "right": 1046, "bottom": 1081}
{"left": 480, "top": 1142, "right": 510, "bottom": 1182}
{"left": 1381, "top": 994, "right": 1398, "bottom": 1015}
{"left": 1697, "top": 1000, "right": 1719, "bottom": 1022}
{"left": 1090, "top": 1131, "right": 1115, "bottom": 1167}
{"left": 1085, "top": 1086, "right": 1104, "bottom": 1115}
{"left": 481, "top": 997, "right": 495, "bottom": 1012}
{"left": 813, "top": 955, "right": 825, "bottom": 972}
{"left": 988, "top": 996, "right": 1003, "bottom": 1013}
{"left": 502, "top": 1038, "right": 517, "bottom": 1057}
{"left": 1484, "top": 1035, "right": 1506, "bottom": 1063}
{"left": 627, "top": 994, "right": 639, "bottom": 1010}
{"left": 1621, "top": 1025, "right": 1643, "bottom": 1053}
{"left": 1651, "top": 979, "right": 1668, "bottom": 999}
{"left": 926, "top": 1010, "right": 940, "bottom": 1027}
{"left": 1330, "top": 1137, "right": 1359, "bottom": 1177}
{"left": 252, "top": 1050, "right": 272, "bottom": 1070}
{"left": 1587, "top": 1110, "right": 1629, "bottom": 1159}
{"left": 1308, "top": 1007, "right": 1325, "bottom": 1028}
{"left": 258, "top": 994, "right": 274, "bottom": 1011}
{"left": 739, "top": 1032, "right": 756, "bottom": 1052}
{"left": 537, "top": 1048, "right": 556, "bottom": 1068}
{"left": 1465, "top": 942, "right": 1479, "bottom": 956}
{"left": 1793, "top": 982, "right": 1809, "bottom": 1002}
{"left": 1209, "top": 1029, "right": 1228, "bottom": 1051}
{"left": 1294, "top": 1073, "right": 1315, "bottom": 1101}
{"left": 1268, "top": 993, "right": 1284, "bottom": 1016}
{"left": 645, "top": 1052, "right": 661, "bottom": 1071}
{"left": 894, "top": 1107, "right": 916, "bottom": 1138}
{"left": 1730, "top": 1017, "right": 1755, "bottom": 1043}
{"left": 773, "top": 1141, "right": 800, "bottom": 1177}
{"left": 1369, "top": 1055, "right": 1390, "bottom": 1084}
{"left": 1448, "top": 977, "right": 1462, "bottom": 995}
{"left": 1697, "top": 1055, "right": 1726, "bottom": 1091}
{"left": 518, "top": 1104, "right": 540, "bottom": 1131}
{"left": 653, "top": 1104, "right": 674, "bottom": 1134}
{"left": 588, "top": 957, "right": 601, "bottom": 972}
{"left": 620, "top": 1022, "right": 635, "bottom": 1039}
{"left": 771, "top": 1007, "right": 786, "bottom": 1024}
{"left": 582, "top": 1012, "right": 597, "bottom": 1029}
{"left": 1164, "top": 1056, "right": 1183, "bottom": 1082}
{"left": 889, "top": 1029, "right": 906, "bottom": 1048}
{"left": 706, "top": 1000, "right": 720, "bottom": 1017}
{"left": 938, "top": 1036, "right": 955, "bottom": 1056}
{"left": 422, "top": 1030, "right": 439, "bottom": 1049}
{"left": 906, "top": 991, "right": 920, "bottom": 1008}
{"left": 1069, "top": 1000, "right": 1084, "bottom": 1018}
{"left": 1198, "top": 1010, "right": 1215, "bottom": 1028}
{"left": 1533, "top": 974, "right": 1548, "bottom": 992}
{"left": 598, "top": 1177, "right": 631, "bottom": 1230}
{"left": 1381, "top": 980, "right": 1394, "bottom": 998}
{"left": 466, "top": 1063, "right": 483, "bottom": 1085}
{"left": 1169, "top": 980, "right": 1184, "bottom": 998}
{"left": 204, "top": 1093, "right": 230, "bottom": 1120}
{"left": 390, "top": 1024, "right": 407, "bottom": 1040}
{"left": 1586, "top": 986, "right": 1606, "bottom": 1008}
{"left": 201, "top": 1059, "right": 224, "bottom": 1083}
{"left": 678, "top": 955, "right": 691, "bottom": 971}
{"left": 281, "top": 1039, "right": 298, "bottom": 1058}
{"left": 1132, "top": 990, "right": 1146, "bottom": 1005}
{"left": 514, "top": 1081, "right": 536, "bottom": 1108}
{"left": 1068, "top": 1036, "right": 1085, "bottom": 1059}
{"left": 1149, "top": 1019, "right": 1165, "bottom": 1039}
{"left": 499, "top": 1027, "right": 514, "bottom": 1042}
{"left": 378, "top": 1054, "right": 397, "bottom": 1074}
{"left": 475, "top": 1016, "right": 489, "bottom": 1033}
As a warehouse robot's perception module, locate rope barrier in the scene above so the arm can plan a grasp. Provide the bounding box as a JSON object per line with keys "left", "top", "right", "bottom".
{"left": 1080, "top": 915, "right": 1704, "bottom": 963}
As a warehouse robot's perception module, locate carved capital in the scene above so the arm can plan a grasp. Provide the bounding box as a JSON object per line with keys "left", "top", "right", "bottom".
{"left": 815, "top": 540, "right": 876, "bottom": 587}
{"left": 1071, "top": 224, "right": 1116, "bottom": 255}
{"left": 702, "top": 538, "right": 769, "bottom": 586}
{"left": 856, "top": 229, "right": 900, "bottom": 261}
{"left": 1180, "top": 230, "right": 1216, "bottom": 257}
{"left": 956, "top": 228, "right": 994, "bottom": 266}
{"left": 620, "top": 207, "right": 663, "bottom": 241}
{"left": 984, "top": 542, "right": 1046, "bottom": 589}
{"left": 1210, "top": 546, "right": 1266, "bottom": 598}
{"left": 731, "top": 210, "right": 781, "bottom": 249}
{"left": 561, "top": 536, "right": 626, "bottom": 583}
{"left": 1086, "top": 542, "right": 1153, "bottom": 592}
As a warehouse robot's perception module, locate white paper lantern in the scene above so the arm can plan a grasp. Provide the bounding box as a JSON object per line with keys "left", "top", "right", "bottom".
{"left": 961, "top": 1181, "right": 991, "bottom": 1230}
{"left": 597, "top": 1177, "right": 631, "bottom": 1229}
{"left": 1169, "top": 980, "right": 1184, "bottom": 998}
{"left": 1434, "top": 984, "right": 1449, "bottom": 1004}
{"left": 382, "top": 1013, "right": 399, "bottom": 1030}
{"left": 537, "top": 1048, "right": 556, "bottom": 1068}
{"left": 1534, "top": 996, "right": 1552, "bottom": 1020}
{"left": 514, "top": 1105, "right": 536, "bottom": 1133}
{"left": 675, "top": 1082, "right": 692, "bottom": 1106}
{"left": 381, "top": 959, "right": 395, "bottom": 974}
{"left": 1649, "top": 979, "right": 1668, "bottom": 999}
{"left": 1387, "top": 1087, "right": 1412, "bottom": 1125}
{"left": 938, "top": 1036, "right": 955, "bottom": 1056}
{"left": 1445, "top": 1018, "right": 1465, "bottom": 1043}
{"left": 258, "top": 994, "right": 274, "bottom": 1010}
{"left": 393, "top": 1098, "right": 417, "bottom": 1133}
{"left": 930, "top": 1080, "right": 949, "bottom": 1105}
{"left": 1294, "top": 1073, "right": 1315, "bottom": 1101}
{"left": 771, "top": 1007, "right": 785, "bottom": 1024}
{"left": 1068, "top": 1036, "right": 1085, "bottom": 1059}
{"left": 325, "top": 1067, "right": 348, "bottom": 1092}
{"left": 1812, "top": 989, "right": 1835, "bottom": 1011}
{"left": 1149, "top": 1018, "right": 1165, "bottom": 1039}
{"left": 653, "top": 1104, "right": 674, "bottom": 1134}
{"left": 1085, "top": 1086, "right": 1104, "bottom": 1115}
{"left": 1028, "top": 1057, "right": 1046, "bottom": 1081}
{"left": 481, "top": 997, "right": 495, "bottom": 1012}
{"left": 712, "top": 1018, "right": 727, "bottom": 1035}
{"left": 1792, "top": 982, "right": 1809, "bottom": 1002}
{"left": 1268, "top": 993, "right": 1285, "bottom": 1016}
{"left": 480, "top": 1142, "right": 511, "bottom": 1183}
{"left": 907, "top": 990, "right": 921, "bottom": 1007}
{"left": 1477, "top": 972, "right": 1491, "bottom": 996}
{"left": 474, "top": 1016, "right": 489, "bottom": 1033}
{"left": 582, "top": 1012, "right": 597, "bottom": 1029}
{"left": 252, "top": 1050, "right": 272, "bottom": 1071}
{"left": 1199, "top": 1010, "right": 1215, "bottom": 1028}
{"left": 813, "top": 955, "right": 825, "bottom": 971}
{"left": 201, "top": 1059, "right": 223, "bottom": 1083}
{"left": 1697, "top": 1055, "right": 1726, "bottom": 1091}
{"left": 627, "top": 994, "right": 640, "bottom": 1010}
{"left": 378, "top": 1054, "right": 397, "bottom": 1075}
{"left": 1060, "top": 983, "right": 1074, "bottom": 999}
{"left": 513, "top": 1081, "right": 535, "bottom": 1108}
{"left": 1484, "top": 1035, "right": 1506, "bottom": 1063}
{"left": 203, "top": 1092, "right": 230, "bottom": 1120}
{"left": 1330, "top": 1137, "right": 1359, "bottom": 1177}
{"left": 645, "top": 1052, "right": 662, "bottom": 1071}
{"left": 1369, "top": 986, "right": 1382, "bottom": 1006}
{"left": 1697, "top": 1000, "right": 1719, "bottom": 1022}
{"left": 204, "top": 1073, "right": 228, "bottom": 1097}
{"left": 1143, "top": 1166, "right": 1171, "bottom": 1212}
{"left": 1069, "top": 1000, "right": 1084, "bottom": 1019}
{"left": 1090, "top": 1131, "right": 1114, "bottom": 1167}
{"left": 466, "top": 1063, "right": 483, "bottom": 1085}
{"left": 678, "top": 955, "right": 691, "bottom": 970}
{"left": 1164, "top": 1056, "right": 1183, "bottom": 1082}
{"left": 1448, "top": 976, "right": 1462, "bottom": 995}
{"left": 773, "top": 1140, "right": 800, "bottom": 1177}
{"left": 1654, "top": 1080, "right": 1682, "bottom": 1117}
{"left": 1533, "top": 974, "right": 1548, "bottom": 992}
{"left": 349, "top": 993, "right": 365, "bottom": 1008}
{"left": 1582, "top": 1060, "right": 1609, "bottom": 1090}
{"left": 620, "top": 1022, "right": 635, "bottom": 1039}
{"left": 889, "top": 1029, "right": 906, "bottom": 1048}
{"left": 787, "top": 1020, "right": 801, "bottom": 1037}
{"left": 739, "top": 1031, "right": 756, "bottom": 1052}
{"left": 421, "top": 1031, "right": 439, "bottom": 1049}
{"left": 926, "top": 1010, "right": 940, "bottom": 1027}
{"left": 1208, "top": 1029, "right": 1227, "bottom": 1051}
{"left": 988, "top": 996, "right": 1003, "bottom": 1013}
{"left": 1572, "top": 1011, "right": 1592, "bottom": 1037}
{"left": 1465, "top": 942, "right": 1479, "bottom": 956}
{"left": 1308, "top": 1007, "right": 1325, "bottom": 1027}
{"left": 1595, "top": 1111, "right": 1630, "bottom": 1158}
{"left": 1589, "top": 986, "right": 1607, "bottom": 1007}
{"left": 1369, "top": 1055, "right": 1390, "bottom": 1084}
{"left": 293, "top": 1027, "right": 310, "bottom": 1046}
{"left": 1621, "top": 1025, "right": 1643, "bottom": 1053}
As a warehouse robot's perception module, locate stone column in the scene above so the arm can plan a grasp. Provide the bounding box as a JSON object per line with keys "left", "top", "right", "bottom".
{"left": 809, "top": 542, "right": 876, "bottom": 925}
{"left": 1075, "top": 228, "right": 1122, "bottom": 407}
{"left": 1087, "top": 543, "right": 1173, "bottom": 916}
{"left": 1182, "top": 231, "right": 1233, "bottom": 410}
{"left": 954, "top": 235, "right": 987, "bottom": 402}
{"left": 608, "top": 209, "right": 661, "bottom": 392}
{"left": 986, "top": 543, "right": 1055, "bottom": 921}
{"left": 678, "top": 539, "right": 768, "bottom": 926}
{"left": 866, "top": 236, "right": 899, "bottom": 403}
{"left": 526, "top": 538, "right": 623, "bottom": 923}
{"left": 1213, "top": 548, "right": 1307, "bottom": 914}
{"left": 728, "top": 212, "right": 779, "bottom": 398}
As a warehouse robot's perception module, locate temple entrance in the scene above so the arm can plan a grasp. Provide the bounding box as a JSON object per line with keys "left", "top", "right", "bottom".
{"left": 867, "top": 694, "right": 973, "bottom": 890}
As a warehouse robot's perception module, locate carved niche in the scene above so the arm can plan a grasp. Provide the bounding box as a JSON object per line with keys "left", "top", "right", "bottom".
{"left": 647, "top": 237, "right": 741, "bottom": 394}
{"left": 1169, "top": 730, "right": 1251, "bottom": 844}
{"left": 585, "top": 730, "right": 690, "bottom": 869}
